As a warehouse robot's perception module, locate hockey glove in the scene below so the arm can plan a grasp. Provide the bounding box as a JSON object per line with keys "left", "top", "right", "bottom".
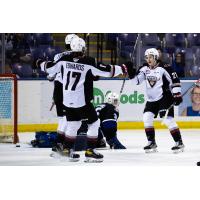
{"left": 47, "top": 74, "right": 56, "bottom": 82}
{"left": 121, "top": 64, "right": 128, "bottom": 75}
{"left": 173, "top": 92, "right": 183, "bottom": 106}
{"left": 124, "top": 61, "right": 136, "bottom": 79}
{"left": 32, "top": 59, "right": 44, "bottom": 69}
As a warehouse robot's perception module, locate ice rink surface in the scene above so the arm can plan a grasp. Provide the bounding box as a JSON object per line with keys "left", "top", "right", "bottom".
{"left": 0, "top": 129, "right": 200, "bottom": 166}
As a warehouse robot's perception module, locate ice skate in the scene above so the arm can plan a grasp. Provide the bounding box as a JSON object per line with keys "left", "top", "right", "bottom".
{"left": 144, "top": 141, "right": 157, "bottom": 153}
{"left": 171, "top": 141, "right": 185, "bottom": 154}
{"left": 84, "top": 149, "right": 103, "bottom": 163}
{"left": 107, "top": 136, "right": 126, "bottom": 149}
{"left": 50, "top": 143, "right": 80, "bottom": 161}
{"left": 197, "top": 161, "right": 200, "bottom": 166}
{"left": 50, "top": 143, "right": 64, "bottom": 158}
{"left": 61, "top": 148, "right": 80, "bottom": 162}
{"left": 96, "top": 138, "right": 107, "bottom": 148}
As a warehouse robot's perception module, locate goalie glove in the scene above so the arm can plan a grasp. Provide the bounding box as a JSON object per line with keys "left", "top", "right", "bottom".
{"left": 173, "top": 92, "right": 183, "bottom": 106}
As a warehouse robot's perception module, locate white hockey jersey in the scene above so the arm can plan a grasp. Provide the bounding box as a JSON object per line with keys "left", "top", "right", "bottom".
{"left": 131, "top": 63, "right": 181, "bottom": 102}
{"left": 40, "top": 54, "right": 123, "bottom": 108}
{"left": 47, "top": 51, "right": 71, "bottom": 83}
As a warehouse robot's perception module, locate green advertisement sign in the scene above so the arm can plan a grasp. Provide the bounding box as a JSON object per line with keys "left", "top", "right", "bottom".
{"left": 92, "top": 87, "right": 145, "bottom": 107}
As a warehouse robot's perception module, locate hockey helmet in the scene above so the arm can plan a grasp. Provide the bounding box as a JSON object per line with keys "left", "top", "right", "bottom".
{"left": 65, "top": 34, "right": 79, "bottom": 45}
{"left": 105, "top": 92, "right": 120, "bottom": 107}
{"left": 70, "top": 37, "right": 86, "bottom": 52}
{"left": 144, "top": 48, "right": 159, "bottom": 60}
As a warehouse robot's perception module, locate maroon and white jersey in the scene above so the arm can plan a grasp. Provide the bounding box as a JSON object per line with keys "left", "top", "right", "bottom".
{"left": 131, "top": 63, "right": 181, "bottom": 102}
{"left": 41, "top": 54, "right": 123, "bottom": 108}
{"left": 47, "top": 51, "right": 72, "bottom": 83}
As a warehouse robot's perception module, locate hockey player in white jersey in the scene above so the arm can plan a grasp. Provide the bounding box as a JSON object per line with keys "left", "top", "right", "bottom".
{"left": 47, "top": 34, "right": 79, "bottom": 155}
{"left": 36, "top": 37, "right": 127, "bottom": 162}
{"left": 125, "top": 48, "right": 184, "bottom": 153}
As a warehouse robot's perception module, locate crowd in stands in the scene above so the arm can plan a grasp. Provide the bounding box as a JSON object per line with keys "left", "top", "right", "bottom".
{"left": 1, "top": 33, "right": 200, "bottom": 79}
{"left": 3, "top": 33, "right": 61, "bottom": 78}
{"left": 107, "top": 33, "right": 200, "bottom": 78}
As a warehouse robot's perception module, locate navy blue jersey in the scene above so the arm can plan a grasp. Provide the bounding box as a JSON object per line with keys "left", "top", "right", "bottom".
{"left": 95, "top": 103, "right": 119, "bottom": 123}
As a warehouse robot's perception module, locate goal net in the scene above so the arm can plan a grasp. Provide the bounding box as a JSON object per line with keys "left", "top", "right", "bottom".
{"left": 0, "top": 74, "right": 18, "bottom": 143}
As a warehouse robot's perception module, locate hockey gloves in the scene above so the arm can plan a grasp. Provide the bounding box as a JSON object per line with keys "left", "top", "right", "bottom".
{"left": 173, "top": 92, "right": 183, "bottom": 106}
{"left": 122, "top": 61, "right": 136, "bottom": 79}
{"left": 32, "top": 59, "right": 44, "bottom": 70}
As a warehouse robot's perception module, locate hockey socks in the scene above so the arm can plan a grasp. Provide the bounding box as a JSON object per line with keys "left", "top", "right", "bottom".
{"left": 144, "top": 127, "right": 157, "bottom": 153}
{"left": 170, "top": 128, "right": 182, "bottom": 143}
{"left": 57, "top": 132, "right": 65, "bottom": 143}
{"left": 86, "top": 136, "right": 98, "bottom": 149}
{"left": 170, "top": 128, "right": 184, "bottom": 153}
{"left": 63, "top": 135, "right": 76, "bottom": 149}
{"left": 145, "top": 127, "right": 156, "bottom": 143}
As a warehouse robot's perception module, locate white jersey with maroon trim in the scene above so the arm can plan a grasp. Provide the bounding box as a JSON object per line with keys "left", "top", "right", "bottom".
{"left": 41, "top": 54, "right": 123, "bottom": 108}
{"left": 131, "top": 64, "right": 181, "bottom": 102}
{"left": 47, "top": 51, "right": 72, "bottom": 84}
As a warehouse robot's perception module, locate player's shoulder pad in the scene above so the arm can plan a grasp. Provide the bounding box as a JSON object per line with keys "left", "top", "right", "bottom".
{"left": 54, "top": 51, "right": 71, "bottom": 61}
{"left": 138, "top": 64, "right": 147, "bottom": 72}
{"left": 56, "top": 53, "right": 73, "bottom": 62}
{"left": 95, "top": 103, "right": 106, "bottom": 110}
{"left": 158, "top": 60, "right": 171, "bottom": 68}
{"left": 79, "top": 56, "right": 96, "bottom": 66}
{"left": 105, "top": 103, "right": 116, "bottom": 109}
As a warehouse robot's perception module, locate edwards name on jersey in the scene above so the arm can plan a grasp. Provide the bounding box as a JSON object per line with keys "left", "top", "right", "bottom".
{"left": 40, "top": 54, "right": 123, "bottom": 108}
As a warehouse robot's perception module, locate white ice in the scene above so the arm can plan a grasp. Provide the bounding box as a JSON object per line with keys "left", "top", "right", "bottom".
{"left": 0, "top": 129, "right": 200, "bottom": 166}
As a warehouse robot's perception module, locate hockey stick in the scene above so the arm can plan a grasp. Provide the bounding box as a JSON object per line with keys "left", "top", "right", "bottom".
{"left": 161, "top": 79, "right": 200, "bottom": 124}
{"left": 119, "top": 34, "right": 140, "bottom": 95}
{"left": 50, "top": 101, "right": 55, "bottom": 111}
{"left": 119, "top": 78, "right": 126, "bottom": 95}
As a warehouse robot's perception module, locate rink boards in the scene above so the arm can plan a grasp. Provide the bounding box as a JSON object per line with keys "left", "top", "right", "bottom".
{"left": 17, "top": 79, "right": 200, "bottom": 132}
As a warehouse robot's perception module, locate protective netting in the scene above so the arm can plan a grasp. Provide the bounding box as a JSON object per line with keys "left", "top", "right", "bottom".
{"left": 0, "top": 76, "right": 15, "bottom": 143}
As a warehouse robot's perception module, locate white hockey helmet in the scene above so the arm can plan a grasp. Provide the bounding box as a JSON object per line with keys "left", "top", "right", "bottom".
{"left": 105, "top": 92, "right": 120, "bottom": 107}
{"left": 70, "top": 37, "right": 86, "bottom": 52}
{"left": 144, "top": 48, "right": 159, "bottom": 60}
{"left": 65, "top": 34, "right": 79, "bottom": 45}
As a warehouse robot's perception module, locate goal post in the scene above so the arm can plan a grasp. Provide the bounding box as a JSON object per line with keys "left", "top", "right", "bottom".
{"left": 0, "top": 74, "right": 18, "bottom": 144}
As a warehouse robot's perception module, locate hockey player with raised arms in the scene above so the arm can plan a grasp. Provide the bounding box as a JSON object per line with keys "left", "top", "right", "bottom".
{"left": 35, "top": 37, "right": 127, "bottom": 162}
{"left": 125, "top": 48, "right": 184, "bottom": 153}
{"left": 47, "top": 34, "right": 79, "bottom": 154}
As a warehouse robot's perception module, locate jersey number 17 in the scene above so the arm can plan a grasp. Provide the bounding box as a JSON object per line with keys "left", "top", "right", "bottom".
{"left": 65, "top": 71, "right": 81, "bottom": 91}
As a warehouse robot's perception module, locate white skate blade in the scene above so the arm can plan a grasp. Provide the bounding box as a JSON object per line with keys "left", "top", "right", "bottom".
{"left": 50, "top": 151, "right": 80, "bottom": 162}
{"left": 145, "top": 148, "right": 158, "bottom": 153}
{"left": 69, "top": 157, "right": 80, "bottom": 162}
{"left": 172, "top": 148, "right": 184, "bottom": 154}
{"left": 84, "top": 157, "right": 103, "bottom": 163}
{"left": 59, "top": 156, "right": 80, "bottom": 162}
{"left": 50, "top": 151, "right": 62, "bottom": 159}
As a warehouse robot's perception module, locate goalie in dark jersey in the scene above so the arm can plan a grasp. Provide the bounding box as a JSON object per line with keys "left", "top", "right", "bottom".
{"left": 125, "top": 48, "right": 184, "bottom": 153}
